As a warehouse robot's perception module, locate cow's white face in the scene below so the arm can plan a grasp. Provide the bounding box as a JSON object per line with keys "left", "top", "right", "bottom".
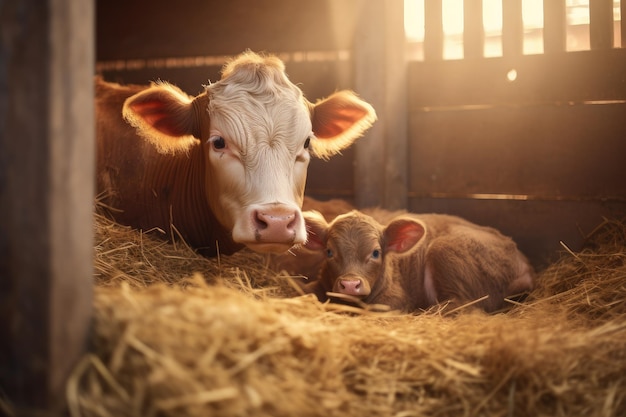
{"left": 203, "top": 83, "right": 312, "bottom": 253}
{"left": 122, "top": 51, "right": 377, "bottom": 255}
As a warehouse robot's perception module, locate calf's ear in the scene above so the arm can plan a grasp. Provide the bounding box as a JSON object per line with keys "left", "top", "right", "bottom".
{"left": 302, "top": 211, "right": 329, "bottom": 250}
{"left": 384, "top": 218, "right": 426, "bottom": 254}
{"left": 123, "top": 83, "right": 199, "bottom": 154}
{"left": 309, "top": 91, "right": 377, "bottom": 159}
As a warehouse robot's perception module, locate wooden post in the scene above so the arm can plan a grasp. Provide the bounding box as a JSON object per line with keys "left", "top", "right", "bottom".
{"left": 589, "top": 0, "right": 614, "bottom": 50}
{"left": 622, "top": 0, "right": 626, "bottom": 48}
{"left": 502, "top": 0, "right": 523, "bottom": 57}
{"left": 0, "top": 0, "right": 94, "bottom": 414}
{"left": 353, "top": 0, "right": 408, "bottom": 210}
{"left": 424, "top": 0, "right": 444, "bottom": 61}
{"left": 464, "top": 0, "right": 484, "bottom": 59}
{"left": 543, "top": 0, "right": 566, "bottom": 54}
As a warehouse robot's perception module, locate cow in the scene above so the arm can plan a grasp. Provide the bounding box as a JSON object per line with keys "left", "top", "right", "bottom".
{"left": 95, "top": 52, "right": 376, "bottom": 257}
{"left": 301, "top": 210, "right": 535, "bottom": 313}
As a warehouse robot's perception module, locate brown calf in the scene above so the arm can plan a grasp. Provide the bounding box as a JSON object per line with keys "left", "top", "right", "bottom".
{"left": 302, "top": 210, "right": 535, "bottom": 313}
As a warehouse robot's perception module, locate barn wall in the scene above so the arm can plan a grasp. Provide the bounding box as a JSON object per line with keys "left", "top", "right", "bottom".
{"left": 408, "top": 28, "right": 626, "bottom": 267}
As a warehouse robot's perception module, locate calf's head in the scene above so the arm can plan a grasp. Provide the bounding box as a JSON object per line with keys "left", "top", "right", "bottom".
{"left": 121, "top": 52, "right": 376, "bottom": 253}
{"left": 303, "top": 210, "right": 426, "bottom": 299}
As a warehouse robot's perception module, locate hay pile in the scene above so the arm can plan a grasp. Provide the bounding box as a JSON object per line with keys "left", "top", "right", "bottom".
{"left": 68, "top": 213, "right": 626, "bottom": 417}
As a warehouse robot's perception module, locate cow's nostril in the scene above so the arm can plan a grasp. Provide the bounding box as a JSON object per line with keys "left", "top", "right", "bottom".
{"left": 285, "top": 213, "right": 297, "bottom": 231}
{"left": 254, "top": 211, "right": 269, "bottom": 230}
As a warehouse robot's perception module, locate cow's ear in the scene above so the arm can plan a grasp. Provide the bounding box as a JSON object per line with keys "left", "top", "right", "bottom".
{"left": 302, "top": 210, "right": 328, "bottom": 251}
{"left": 123, "top": 83, "right": 199, "bottom": 154}
{"left": 384, "top": 217, "right": 426, "bottom": 254}
{"left": 309, "top": 91, "right": 377, "bottom": 160}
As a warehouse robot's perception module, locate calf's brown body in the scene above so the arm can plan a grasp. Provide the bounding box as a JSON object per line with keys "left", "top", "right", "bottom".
{"left": 303, "top": 210, "right": 535, "bottom": 312}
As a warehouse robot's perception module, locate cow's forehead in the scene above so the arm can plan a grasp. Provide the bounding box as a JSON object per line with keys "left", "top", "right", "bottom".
{"left": 206, "top": 82, "right": 312, "bottom": 150}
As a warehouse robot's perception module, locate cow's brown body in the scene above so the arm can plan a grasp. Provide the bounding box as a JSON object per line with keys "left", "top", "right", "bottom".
{"left": 302, "top": 210, "right": 535, "bottom": 312}
{"left": 96, "top": 80, "right": 237, "bottom": 256}
{"left": 95, "top": 52, "right": 376, "bottom": 257}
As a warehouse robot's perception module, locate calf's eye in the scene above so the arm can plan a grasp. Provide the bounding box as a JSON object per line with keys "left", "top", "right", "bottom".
{"left": 326, "top": 248, "right": 333, "bottom": 258}
{"left": 304, "top": 137, "right": 311, "bottom": 149}
{"left": 371, "top": 249, "right": 381, "bottom": 259}
{"left": 212, "top": 136, "right": 226, "bottom": 150}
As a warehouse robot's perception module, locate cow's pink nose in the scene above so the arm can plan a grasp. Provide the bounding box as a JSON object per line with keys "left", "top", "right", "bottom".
{"left": 339, "top": 279, "right": 363, "bottom": 296}
{"left": 254, "top": 208, "right": 298, "bottom": 243}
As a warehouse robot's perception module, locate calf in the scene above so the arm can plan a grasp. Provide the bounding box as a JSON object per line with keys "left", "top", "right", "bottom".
{"left": 302, "top": 210, "right": 535, "bottom": 312}
{"left": 96, "top": 52, "right": 376, "bottom": 257}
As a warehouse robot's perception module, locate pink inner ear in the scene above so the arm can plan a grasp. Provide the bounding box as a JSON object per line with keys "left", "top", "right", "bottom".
{"left": 386, "top": 221, "right": 425, "bottom": 253}
{"left": 314, "top": 106, "right": 369, "bottom": 139}
{"left": 129, "top": 97, "right": 191, "bottom": 137}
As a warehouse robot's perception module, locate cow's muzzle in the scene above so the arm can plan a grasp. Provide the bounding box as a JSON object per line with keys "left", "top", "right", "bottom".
{"left": 233, "top": 203, "right": 306, "bottom": 253}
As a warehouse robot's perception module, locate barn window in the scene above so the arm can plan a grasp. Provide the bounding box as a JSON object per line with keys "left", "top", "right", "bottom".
{"left": 405, "top": 0, "right": 622, "bottom": 60}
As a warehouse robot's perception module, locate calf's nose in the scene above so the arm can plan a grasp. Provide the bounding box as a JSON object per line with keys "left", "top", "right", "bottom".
{"left": 339, "top": 279, "right": 363, "bottom": 296}
{"left": 254, "top": 207, "right": 299, "bottom": 243}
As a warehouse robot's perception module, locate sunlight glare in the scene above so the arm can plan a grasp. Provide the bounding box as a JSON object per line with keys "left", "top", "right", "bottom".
{"left": 403, "top": 0, "right": 619, "bottom": 60}
{"left": 442, "top": 0, "right": 464, "bottom": 35}
{"left": 404, "top": 0, "right": 424, "bottom": 41}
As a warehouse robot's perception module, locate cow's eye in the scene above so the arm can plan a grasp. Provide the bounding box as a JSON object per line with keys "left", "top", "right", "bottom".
{"left": 371, "top": 249, "right": 381, "bottom": 259}
{"left": 326, "top": 248, "right": 333, "bottom": 258}
{"left": 212, "top": 136, "right": 226, "bottom": 150}
{"left": 304, "top": 137, "right": 311, "bottom": 149}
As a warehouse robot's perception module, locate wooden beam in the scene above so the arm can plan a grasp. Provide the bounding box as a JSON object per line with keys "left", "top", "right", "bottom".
{"left": 622, "top": 0, "right": 626, "bottom": 47}
{"left": 464, "top": 0, "right": 484, "bottom": 59}
{"left": 589, "top": 0, "right": 614, "bottom": 50}
{"left": 0, "top": 0, "right": 94, "bottom": 414}
{"left": 424, "top": 0, "right": 444, "bottom": 61}
{"left": 543, "top": 0, "right": 566, "bottom": 54}
{"left": 502, "top": 0, "right": 523, "bottom": 57}
{"left": 353, "top": 0, "right": 408, "bottom": 210}
{"left": 408, "top": 49, "right": 626, "bottom": 107}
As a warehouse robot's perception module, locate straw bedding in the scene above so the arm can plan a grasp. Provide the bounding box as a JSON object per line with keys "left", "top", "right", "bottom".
{"left": 68, "top": 212, "right": 626, "bottom": 417}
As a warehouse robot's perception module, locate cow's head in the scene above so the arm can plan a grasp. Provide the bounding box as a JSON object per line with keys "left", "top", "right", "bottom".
{"left": 122, "top": 52, "right": 376, "bottom": 253}
{"left": 303, "top": 210, "right": 426, "bottom": 299}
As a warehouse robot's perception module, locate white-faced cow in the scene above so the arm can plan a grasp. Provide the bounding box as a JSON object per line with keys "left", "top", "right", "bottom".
{"left": 301, "top": 210, "right": 535, "bottom": 313}
{"left": 96, "top": 52, "right": 376, "bottom": 256}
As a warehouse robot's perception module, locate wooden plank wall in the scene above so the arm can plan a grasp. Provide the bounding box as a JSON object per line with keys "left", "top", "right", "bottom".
{"left": 408, "top": 0, "right": 626, "bottom": 267}
{"left": 0, "top": 0, "right": 94, "bottom": 414}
